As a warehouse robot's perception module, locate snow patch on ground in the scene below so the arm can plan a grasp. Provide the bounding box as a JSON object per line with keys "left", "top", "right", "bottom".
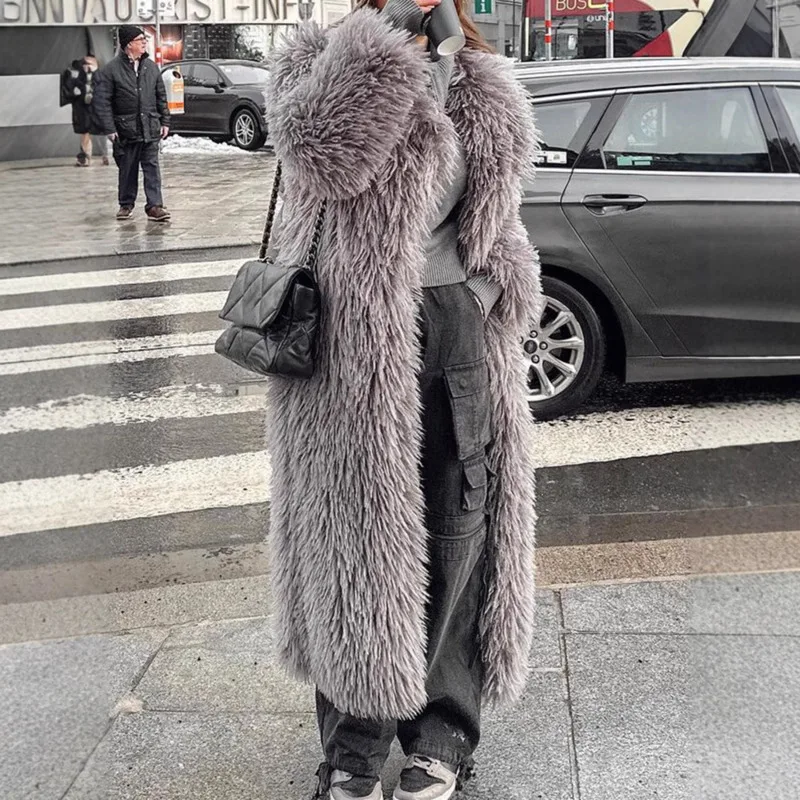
{"left": 162, "top": 135, "right": 260, "bottom": 155}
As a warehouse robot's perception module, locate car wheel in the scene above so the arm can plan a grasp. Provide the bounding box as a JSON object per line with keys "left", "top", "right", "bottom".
{"left": 232, "top": 109, "right": 266, "bottom": 151}
{"left": 525, "top": 275, "right": 606, "bottom": 420}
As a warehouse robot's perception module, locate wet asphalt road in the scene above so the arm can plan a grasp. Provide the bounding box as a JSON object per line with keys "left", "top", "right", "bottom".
{"left": 0, "top": 251, "right": 798, "bottom": 605}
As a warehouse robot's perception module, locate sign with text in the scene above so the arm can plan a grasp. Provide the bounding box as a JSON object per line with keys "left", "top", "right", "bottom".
{"left": 0, "top": 0, "right": 303, "bottom": 25}
{"left": 525, "top": 0, "right": 700, "bottom": 17}
{"left": 474, "top": 0, "right": 492, "bottom": 14}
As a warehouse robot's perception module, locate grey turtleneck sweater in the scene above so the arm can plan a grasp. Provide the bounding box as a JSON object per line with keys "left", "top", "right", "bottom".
{"left": 381, "top": 0, "right": 501, "bottom": 317}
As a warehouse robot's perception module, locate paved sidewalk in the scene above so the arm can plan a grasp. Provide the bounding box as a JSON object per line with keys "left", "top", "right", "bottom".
{"left": 2, "top": 570, "right": 799, "bottom": 800}
{"left": 0, "top": 139, "right": 273, "bottom": 266}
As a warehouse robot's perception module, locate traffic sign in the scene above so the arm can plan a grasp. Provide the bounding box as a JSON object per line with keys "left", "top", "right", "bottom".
{"left": 475, "top": 0, "right": 492, "bottom": 14}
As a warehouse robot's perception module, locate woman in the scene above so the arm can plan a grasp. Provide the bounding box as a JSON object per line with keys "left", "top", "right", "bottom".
{"left": 264, "top": 0, "right": 541, "bottom": 795}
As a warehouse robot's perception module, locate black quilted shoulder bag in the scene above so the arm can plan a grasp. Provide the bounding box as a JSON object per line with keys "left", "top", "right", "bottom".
{"left": 215, "top": 161, "right": 326, "bottom": 379}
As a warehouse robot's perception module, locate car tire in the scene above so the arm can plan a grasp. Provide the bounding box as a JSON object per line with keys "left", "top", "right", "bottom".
{"left": 526, "top": 275, "right": 606, "bottom": 420}
{"left": 232, "top": 109, "right": 266, "bottom": 151}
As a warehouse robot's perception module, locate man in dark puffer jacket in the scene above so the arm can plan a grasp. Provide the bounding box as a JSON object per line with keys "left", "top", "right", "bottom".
{"left": 93, "top": 25, "right": 171, "bottom": 221}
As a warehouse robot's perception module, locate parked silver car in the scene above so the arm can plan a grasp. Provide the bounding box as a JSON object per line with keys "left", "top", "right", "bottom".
{"left": 517, "top": 58, "right": 800, "bottom": 418}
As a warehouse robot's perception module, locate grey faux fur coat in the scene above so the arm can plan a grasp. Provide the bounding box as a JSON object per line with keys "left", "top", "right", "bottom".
{"left": 264, "top": 7, "right": 542, "bottom": 721}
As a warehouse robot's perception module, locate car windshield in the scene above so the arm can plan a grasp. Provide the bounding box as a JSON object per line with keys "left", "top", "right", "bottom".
{"left": 217, "top": 64, "right": 269, "bottom": 85}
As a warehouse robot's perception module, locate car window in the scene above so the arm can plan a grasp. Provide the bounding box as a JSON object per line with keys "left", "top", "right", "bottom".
{"left": 533, "top": 100, "right": 593, "bottom": 168}
{"left": 217, "top": 64, "right": 269, "bottom": 85}
{"left": 187, "top": 64, "right": 220, "bottom": 87}
{"left": 775, "top": 86, "right": 800, "bottom": 138}
{"left": 602, "top": 87, "right": 771, "bottom": 173}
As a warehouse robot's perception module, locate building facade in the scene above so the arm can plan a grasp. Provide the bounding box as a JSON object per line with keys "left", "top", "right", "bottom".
{"left": 516, "top": 0, "right": 800, "bottom": 61}
{"left": 2, "top": 0, "right": 800, "bottom": 160}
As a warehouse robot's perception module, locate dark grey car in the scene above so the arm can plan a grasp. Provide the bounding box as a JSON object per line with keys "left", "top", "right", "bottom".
{"left": 163, "top": 59, "right": 268, "bottom": 150}
{"left": 516, "top": 58, "right": 800, "bottom": 418}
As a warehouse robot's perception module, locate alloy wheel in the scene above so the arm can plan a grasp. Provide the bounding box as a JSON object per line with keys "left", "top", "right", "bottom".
{"left": 524, "top": 296, "right": 586, "bottom": 402}
{"left": 234, "top": 112, "right": 255, "bottom": 147}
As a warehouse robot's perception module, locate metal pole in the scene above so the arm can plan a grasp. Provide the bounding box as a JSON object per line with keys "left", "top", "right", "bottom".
{"left": 512, "top": 0, "right": 518, "bottom": 59}
{"left": 772, "top": 1, "right": 781, "bottom": 58}
{"left": 155, "top": 0, "right": 162, "bottom": 66}
{"left": 545, "top": 0, "right": 553, "bottom": 60}
{"left": 605, "top": 0, "right": 615, "bottom": 59}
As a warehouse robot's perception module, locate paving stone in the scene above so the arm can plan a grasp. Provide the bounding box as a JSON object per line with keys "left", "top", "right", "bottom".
{"left": 561, "top": 572, "right": 800, "bottom": 635}
{"left": 566, "top": 632, "right": 800, "bottom": 800}
{"left": 63, "top": 711, "right": 320, "bottom": 800}
{"left": 562, "top": 579, "right": 692, "bottom": 634}
{"left": 0, "top": 629, "right": 168, "bottom": 800}
{"left": 0, "top": 148, "right": 275, "bottom": 266}
{"left": 531, "top": 589, "right": 562, "bottom": 670}
{"left": 0, "top": 574, "right": 271, "bottom": 644}
{"left": 464, "top": 671, "right": 574, "bottom": 799}
{"left": 134, "top": 617, "right": 314, "bottom": 713}
{"left": 378, "top": 671, "right": 575, "bottom": 799}
{"left": 134, "top": 593, "right": 561, "bottom": 712}
{"left": 72, "top": 622, "right": 570, "bottom": 799}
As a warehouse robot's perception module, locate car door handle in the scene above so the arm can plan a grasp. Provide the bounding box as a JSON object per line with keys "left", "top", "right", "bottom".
{"left": 583, "top": 194, "right": 647, "bottom": 213}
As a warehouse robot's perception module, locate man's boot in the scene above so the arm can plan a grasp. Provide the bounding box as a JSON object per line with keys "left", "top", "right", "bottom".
{"left": 146, "top": 205, "right": 171, "bottom": 222}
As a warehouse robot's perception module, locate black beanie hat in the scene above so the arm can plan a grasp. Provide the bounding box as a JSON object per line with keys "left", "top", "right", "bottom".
{"left": 118, "top": 25, "right": 145, "bottom": 49}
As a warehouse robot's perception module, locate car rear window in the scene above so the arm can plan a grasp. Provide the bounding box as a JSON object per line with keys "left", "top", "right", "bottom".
{"left": 533, "top": 100, "right": 593, "bottom": 168}
{"left": 218, "top": 64, "right": 269, "bottom": 85}
{"left": 602, "top": 87, "right": 771, "bottom": 173}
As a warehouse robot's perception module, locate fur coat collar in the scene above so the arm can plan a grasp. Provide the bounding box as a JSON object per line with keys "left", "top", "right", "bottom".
{"left": 265, "top": 7, "right": 542, "bottom": 720}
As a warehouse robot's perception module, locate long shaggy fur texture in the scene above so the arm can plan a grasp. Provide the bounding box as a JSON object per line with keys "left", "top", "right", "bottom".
{"left": 265, "top": 7, "right": 541, "bottom": 720}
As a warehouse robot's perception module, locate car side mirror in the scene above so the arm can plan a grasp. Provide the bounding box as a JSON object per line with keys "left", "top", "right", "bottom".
{"left": 214, "top": 81, "right": 225, "bottom": 93}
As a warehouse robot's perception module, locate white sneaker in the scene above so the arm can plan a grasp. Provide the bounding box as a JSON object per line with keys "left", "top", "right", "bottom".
{"left": 392, "top": 755, "right": 458, "bottom": 800}
{"left": 329, "top": 769, "right": 383, "bottom": 800}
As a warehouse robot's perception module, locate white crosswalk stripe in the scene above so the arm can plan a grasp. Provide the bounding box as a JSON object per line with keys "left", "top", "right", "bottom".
{"left": 0, "top": 291, "right": 228, "bottom": 330}
{"left": 532, "top": 398, "right": 800, "bottom": 468}
{"left": 0, "top": 452, "right": 271, "bottom": 538}
{"left": 0, "top": 384, "right": 266, "bottom": 435}
{"left": 0, "top": 259, "right": 240, "bottom": 296}
{"left": 0, "top": 330, "right": 218, "bottom": 375}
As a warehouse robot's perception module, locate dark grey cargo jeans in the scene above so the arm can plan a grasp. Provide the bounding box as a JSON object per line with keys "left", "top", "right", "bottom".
{"left": 315, "top": 281, "right": 490, "bottom": 778}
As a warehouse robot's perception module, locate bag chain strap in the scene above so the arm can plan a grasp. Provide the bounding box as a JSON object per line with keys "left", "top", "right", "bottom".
{"left": 258, "top": 160, "right": 327, "bottom": 275}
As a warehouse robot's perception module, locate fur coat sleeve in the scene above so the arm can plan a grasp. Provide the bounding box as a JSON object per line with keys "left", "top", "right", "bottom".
{"left": 265, "top": 8, "right": 429, "bottom": 200}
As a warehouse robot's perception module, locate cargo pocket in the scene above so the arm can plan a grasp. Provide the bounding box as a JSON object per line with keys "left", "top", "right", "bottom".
{"left": 113, "top": 113, "right": 138, "bottom": 140}
{"left": 146, "top": 111, "right": 161, "bottom": 139}
{"left": 444, "top": 358, "right": 491, "bottom": 461}
{"left": 462, "top": 454, "right": 488, "bottom": 513}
